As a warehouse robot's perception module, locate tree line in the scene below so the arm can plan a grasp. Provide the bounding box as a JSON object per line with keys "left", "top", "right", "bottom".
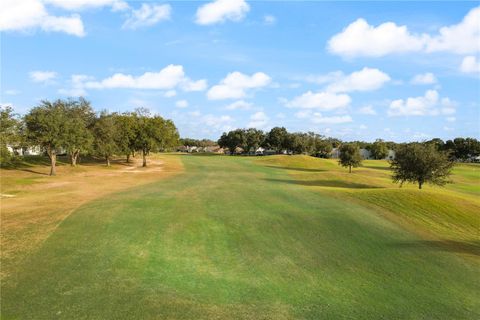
{"left": 215, "top": 127, "right": 480, "bottom": 161}
{"left": 215, "top": 127, "right": 479, "bottom": 190}
{"left": 0, "top": 99, "right": 179, "bottom": 175}
{"left": 217, "top": 127, "right": 341, "bottom": 157}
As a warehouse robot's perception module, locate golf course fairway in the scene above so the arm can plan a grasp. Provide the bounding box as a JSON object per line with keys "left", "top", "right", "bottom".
{"left": 1, "top": 154, "right": 479, "bottom": 319}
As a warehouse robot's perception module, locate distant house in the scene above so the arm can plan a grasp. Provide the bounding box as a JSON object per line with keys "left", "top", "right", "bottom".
{"left": 386, "top": 149, "right": 395, "bottom": 160}
{"left": 359, "top": 148, "right": 372, "bottom": 160}
{"left": 255, "top": 147, "right": 265, "bottom": 155}
{"left": 204, "top": 145, "right": 224, "bottom": 153}
{"left": 330, "top": 148, "right": 340, "bottom": 159}
{"left": 7, "top": 145, "right": 42, "bottom": 156}
{"left": 223, "top": 147, "right": 244, "bottom": 155}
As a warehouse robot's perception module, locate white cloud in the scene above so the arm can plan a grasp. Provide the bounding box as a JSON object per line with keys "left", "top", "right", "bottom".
{"left": 180, "top": 79, "right": 208, "bottom": 92}
{"left": 303, "top": 71, "right": 343, "bottom": 85}
{"left": 410, "top": 72, "right": 437, "bottom": 85}
{"left": 225, "top": 100, "right": 252, "bottom": 110}
{"left": 247, "top": 111, "right": 269, "bottom": 128}
{"left": 44, "top": 0, "right": 128, "bottom": 11}
{"left": 263, "top": 15, "right": 276, "bottom": 25}
{"left": 207, "top": 71, "right": 271, "bottom": 100}
{"left": 328, "top": 6, "right": 480, "bottom": 58}
{"left": 58, "top": 74, "right": 91, "bottom": 96}
{"left": 4, "top": 89, "right": 21, "bottom": 95}
{"left": 328, "top": 18, "right": 426, "bottom": 58}
{"left": 122, "top": 3, "right": 171, "bottom": 29}
{"left": 426, "top": 7, "right": 480, "bottom": 54}
{"left": 286, "top": 91, "right": 351, "bottom": 110}
{"left": 83, "top": 65, "right": 206, "bottom": 92}
{"left": 460, "top": 55, "right": 480, "bottom": 73}
{"left": 325, "top": 67, "right": 390, "bottom": 93}
{"left": 0, "top": 0, "right": 85, "bottom": 37}
{"left": 202, "top": 114, "right": 234, "bottom": 130}
{"left": 446, "top": 116, "right": 456, "bottom": 122}
{"left": 195, "top": 0, "right": 249, "bottom": 25}
{"left": 388, "top": 89, "right": 457, "bottom": 116}
{"left": 311, "top": 114, "right": 352, "bottom": 124}
{"left": 175, "top": 100, "right": 188, "bottom": 108}
{"left": 188, "top": 111, "right": 201, "bottom": 117}
{"left": 164, "top": 90, "right": 177, "bottom": 98}
{"left": 296, "top": 110, "right": 352, "bottom": 124}
{"left": 358, "top": 105, "right": 376, "bottom": 115}
{"left": 29, "top": 70, "right": 58, "bottom": 83}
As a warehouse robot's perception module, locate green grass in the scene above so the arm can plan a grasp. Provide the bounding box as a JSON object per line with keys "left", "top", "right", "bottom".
{"left": 2, "top": 155, "right": 479, "bottom": 319}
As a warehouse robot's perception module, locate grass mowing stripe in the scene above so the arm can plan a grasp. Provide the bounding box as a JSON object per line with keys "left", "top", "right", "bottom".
{"left": 2, "top": 155, "right": 479, "bottom": 319}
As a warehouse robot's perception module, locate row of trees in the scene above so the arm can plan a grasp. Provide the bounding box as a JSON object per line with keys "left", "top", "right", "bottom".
{"left": 215, "top": 127, "right": 480, "bottom": 162}
{"left": 426, "top": 138, "right": 480, "bottom": 161}
{"left": 1, "top": 99, "right": 179, "bottom": 175}
{"left": 218, "top": 127, "right": 340, "bottom": 156}
{"left": 179, "top": 138, "right": 217, "bottom": 148}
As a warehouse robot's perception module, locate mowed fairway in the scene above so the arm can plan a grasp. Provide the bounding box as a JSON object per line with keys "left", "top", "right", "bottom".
{"left": 1, "top": 155, "right": 479, "bottom": 319}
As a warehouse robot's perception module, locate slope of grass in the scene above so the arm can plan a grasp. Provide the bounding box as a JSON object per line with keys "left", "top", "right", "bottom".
{"left": 257, "top": 156, "right": 480, "bottom": 255}
{"left": 2, "top": 155, "right": 479, "bottom": 319}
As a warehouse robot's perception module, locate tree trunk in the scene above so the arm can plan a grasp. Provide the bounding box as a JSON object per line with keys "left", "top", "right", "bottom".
{"left": 126, "top": 153, "right": 130, "bottom": 163}
{"left": 142, "top": 149, "right": 147, "bottom": 167}
{"left": 106, "top": 155, "right": 110, "bottom": 167}
{"left": 70, "top": 150, "right": 79, "bottom": 166}
{"left": 418, "top": 181, "right": 423, "bottom": 189}
{"left": 132, "top": 150, "right": 136, "bottom": 158}
{"left": 48, "top": 149, "right": 57, "bottom": 176}
{"left": 349, "top": 165, "right": 352, "bottom": 173}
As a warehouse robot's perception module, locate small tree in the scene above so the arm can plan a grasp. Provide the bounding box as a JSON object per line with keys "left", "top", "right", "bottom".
{"left": 390, "top": 143, "right": 454, "bottom": 189}
{"left": 0, "top": 105, "right": 22, "bottom": 166}
{"left": 64, "top": 98, "right": 95, "bottom": 166}
{"left": 24, "top": 100, "right": 69, "bottom": 175}
{"left": 339, "top": 144, "right": 362, "bottom": 173}
{"left": 92, "top": 112, "right": 118, "bottom": 166}
{"left": 370, "top": 139, "right": 388, "bottom": 159}
{"left": 114, "top": 112, "right": 138, "bottom": 162}
{"left": 134, "top": 111, "right": 175, "bottom": 167}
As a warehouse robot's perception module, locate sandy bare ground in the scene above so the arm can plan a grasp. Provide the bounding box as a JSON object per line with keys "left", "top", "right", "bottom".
{"left": 0, "top": 155, "right": 183, "bottom": 280}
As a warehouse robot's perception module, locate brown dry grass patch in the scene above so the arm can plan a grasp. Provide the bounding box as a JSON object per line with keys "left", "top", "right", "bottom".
{"left": 0, "top": 154, "right": 183, "bottom": 280}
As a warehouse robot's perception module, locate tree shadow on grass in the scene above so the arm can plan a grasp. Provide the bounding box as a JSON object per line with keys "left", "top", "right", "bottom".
{"left": 389, "top": 240, "right": 480, "bottom": 257}
{"left": 19, "top": 168, "right": 50, "bottom": 176}
{"left": 264, "top": 178, "right": 382, "bottom": 189}
{"left": 362, "top": 165, "right": 391, "bottom": 171}
{"left": 265, "top": 165, "right": 328, "bottom": 173}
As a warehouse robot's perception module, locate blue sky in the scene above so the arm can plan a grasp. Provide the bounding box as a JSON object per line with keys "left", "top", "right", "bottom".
{"left": 1, "top": 0, "right": 479, "bottom": 141}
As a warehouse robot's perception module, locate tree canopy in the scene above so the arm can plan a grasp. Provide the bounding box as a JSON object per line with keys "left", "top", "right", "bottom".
{"left": 24, "top": 100, "right": 71, "bottom": 175}
{"left": 338, "top": 144, "right": 362, "bottom": 173}
{"left": 0, "top": 105, "right": 22, "bottom": 165}
{"left": 390, "top": 143, "right": 454, "bottom": 189}
{"left": 369, "top": 139, "right": 388, "bottom": 159}
{"left": 92, "top": 111, "right": 118, "bottom": 166}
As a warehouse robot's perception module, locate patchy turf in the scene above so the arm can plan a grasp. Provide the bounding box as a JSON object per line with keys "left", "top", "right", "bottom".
{"left": 0, "top": 154, "right": 183, "bottom": 281}
{"left": 1, "top": 154, "right": 479, "bottom": 319}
